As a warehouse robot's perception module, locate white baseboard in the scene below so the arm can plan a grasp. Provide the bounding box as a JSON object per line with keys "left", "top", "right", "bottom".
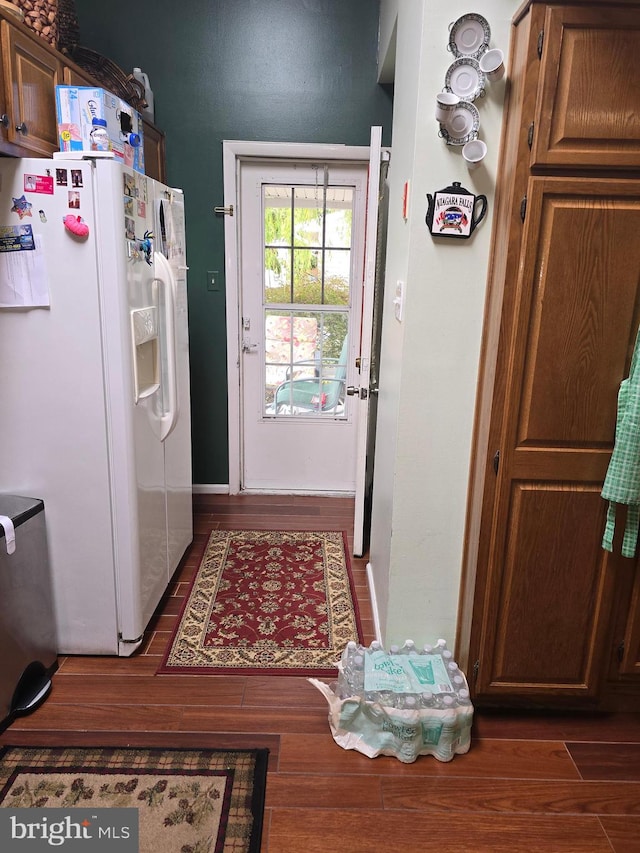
{"left": 192, "top": 484, "right": 230, "bottom": 495}
{"left": 366, "top": 561, "right": 383, "bottom": 644}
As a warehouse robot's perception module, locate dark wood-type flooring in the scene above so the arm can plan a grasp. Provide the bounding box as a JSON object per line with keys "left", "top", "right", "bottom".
{"left": 2, "top": 494, "right": 640, "bottom": 851}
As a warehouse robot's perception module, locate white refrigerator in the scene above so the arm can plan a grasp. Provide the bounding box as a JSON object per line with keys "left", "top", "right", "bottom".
{"left": 0, "top": 154, "right": 193, "bottom": 655}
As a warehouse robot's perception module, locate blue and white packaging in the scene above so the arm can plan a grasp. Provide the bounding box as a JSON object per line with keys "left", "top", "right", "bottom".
{"left": 309, "top": 639, "right": 474, "bottom": 763}
{"left": 55, "top": 86, "right": 145, "bottom": 175}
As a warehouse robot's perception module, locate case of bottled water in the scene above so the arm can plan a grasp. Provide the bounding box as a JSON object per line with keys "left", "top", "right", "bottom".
{"left": 309, "top": 639, "right": 474, "bottom": 763}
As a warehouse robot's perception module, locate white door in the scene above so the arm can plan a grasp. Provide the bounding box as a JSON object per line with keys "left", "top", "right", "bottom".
{"left": 353, "top": 126, "right": 387, "bottom": 555}
{"left": 238, "top": 159, "right": 369, "bottom": 492}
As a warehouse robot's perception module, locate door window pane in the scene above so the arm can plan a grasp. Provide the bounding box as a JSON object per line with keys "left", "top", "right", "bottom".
{"left": 264, "top": 247, "right": 291, "bottom": 302}
{"left": 325, "top": 187, "right": 353, "bottom": 248}
{"left": 262, "top": 175, "right": 354, "bottom": 308}
{"left": 324, "top": 249, "right": 350, "bottom": 305}
{"left": 264, "top": 185, "right": 292, "bottom": 244}
{"left": 292, "top": 249, "right": 322, "bottom": 304}
{"left": 264, "top": 310, "right": 348, "bottom": 417}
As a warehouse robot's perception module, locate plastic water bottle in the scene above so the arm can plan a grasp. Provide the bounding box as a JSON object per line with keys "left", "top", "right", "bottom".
{"left": 400, "top": 639, "right": 418, "bottom": 655}
{"left": 447, "top": 661, "right": 464, "bottom": 684}
{"left": 435, "top": 710, "right": 461, "bottom": 761}
{"left": 338, "top": 641, "right": 356, "bottom": 697}
{"left": 441, "top": 693, "right": 457, "bottom": 709}
{"left": 132, "top": 67, "right": 154, "bottom": 122}
{"left": 90, "top": 118, "right": 109, "bottom": 151}
{"left": 457, "top": 688, "right": 472, "bottom": 706}
{"left": 351, "top": 653, "right": 365, "bottom": 693}
{"left": 395, "top": 694, "right": 418, "bottom": 711}
{"left": 420, "top": 691, "right": 436, "bottom": 709}
{"left": 342, "top": 642, "right": 366, "bottom": 696}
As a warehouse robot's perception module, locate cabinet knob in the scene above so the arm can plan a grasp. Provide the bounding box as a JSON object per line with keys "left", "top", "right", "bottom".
{"left": 0, "top": 114, "right": 9, "bottom": 128}
{"left": 15, "top": 122, "right": 27, "bottom": 134}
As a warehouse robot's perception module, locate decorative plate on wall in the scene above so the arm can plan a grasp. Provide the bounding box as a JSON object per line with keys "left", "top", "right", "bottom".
{"left": 445, "top": 58, "right": 485, "bottom": 102}
{"left": 448, "top": 13, "right": 491, "bottom": 60}
{"left": 439, "top": 101, "right": 480, "bottom": 146}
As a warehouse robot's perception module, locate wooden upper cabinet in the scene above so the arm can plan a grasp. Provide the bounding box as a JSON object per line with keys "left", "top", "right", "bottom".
{"left": 531, "top": 6, "right": 640, "bottom": 168}
{"left": 63, "top": 64, "right": 97, "bottom": 87}
{"left": 1, "top": 21, "right": 62, "bottom": 156}
{"left": 142, "top": 120, "right": 166, "bottom": 184}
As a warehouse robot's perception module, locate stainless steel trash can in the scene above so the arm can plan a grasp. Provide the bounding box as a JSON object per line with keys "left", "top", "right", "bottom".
{"left": 0, "top": 495, "right": 58, "bottom": 730}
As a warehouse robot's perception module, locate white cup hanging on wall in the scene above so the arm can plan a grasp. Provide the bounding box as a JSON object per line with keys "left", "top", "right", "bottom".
{"left": 462, "top": 139, "right": 487, "bottom": 169}
{"left": 435, "top": 92, "right": 460, "bottom": 125}
{"left": 479, "top": 48, "right": 505, "bottom": 82}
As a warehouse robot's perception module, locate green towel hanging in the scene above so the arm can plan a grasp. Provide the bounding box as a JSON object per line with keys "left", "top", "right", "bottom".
{"left": 602, "top": 326, "right": 640, "bottom": 557}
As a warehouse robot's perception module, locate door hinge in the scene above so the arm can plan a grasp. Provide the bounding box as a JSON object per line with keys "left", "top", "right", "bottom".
{"left": 493, "top": 449, "right": 500, "bottom": 475}
{"left": 537, "top": 29, "right": 544, "bottom": 59}
{"left": 616, "top": 641, "right": 625, "bottom": 663}
{"left": 473, "top": 660, "right": 480, "bottom": 682}
{"left": 527, "top": 122, "right": 534, "bottom": 149}
{"left": 520, "top": 196, "right": 527, "bottom": 222}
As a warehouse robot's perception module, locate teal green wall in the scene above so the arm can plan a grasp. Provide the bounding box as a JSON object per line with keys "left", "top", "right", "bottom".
{"left": 73, "top": 0, "right": 393, "bottom": 485}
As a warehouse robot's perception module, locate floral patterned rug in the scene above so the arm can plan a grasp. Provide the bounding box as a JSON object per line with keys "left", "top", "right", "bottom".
{"left": 0, "top": 745, "right": 268, "bottom": 853}
{"left": 158, "top": 530, "right": 363, "bottom": 675}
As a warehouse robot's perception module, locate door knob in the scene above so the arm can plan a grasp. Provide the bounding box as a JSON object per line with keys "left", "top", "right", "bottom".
{"left": 346, "top": 385, "right": 368, "bottom": 399}
{"left": 15, "top": 121, "right": 27, "bottom": 134}
{"left": 0, "top": 114, "right": 9, "bottom": 128}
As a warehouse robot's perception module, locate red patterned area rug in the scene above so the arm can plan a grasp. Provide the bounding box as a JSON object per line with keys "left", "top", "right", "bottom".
{"left": 158, "top": 529, "right": 363, "bottom": 675}
{"left": 0, "top": 745, "right": 268, "bottom": 853}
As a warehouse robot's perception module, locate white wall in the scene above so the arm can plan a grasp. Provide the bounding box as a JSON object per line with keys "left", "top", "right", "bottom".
{"left": 370, "top": 0, "right": 515, "bottom": 649}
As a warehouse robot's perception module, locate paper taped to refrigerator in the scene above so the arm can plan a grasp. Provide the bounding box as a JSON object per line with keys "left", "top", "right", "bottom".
{"left": 0, "top": 234, "right": 50, "bottom": 307}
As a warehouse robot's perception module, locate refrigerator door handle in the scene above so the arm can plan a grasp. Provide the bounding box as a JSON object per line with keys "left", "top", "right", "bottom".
{"left": 153, "top": 251, "right": 179, "bottom": 442}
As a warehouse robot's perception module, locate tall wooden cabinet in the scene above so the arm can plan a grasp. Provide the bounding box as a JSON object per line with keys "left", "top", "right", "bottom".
{"left": 458, "top": 0, "right": 640, "bottom": 709}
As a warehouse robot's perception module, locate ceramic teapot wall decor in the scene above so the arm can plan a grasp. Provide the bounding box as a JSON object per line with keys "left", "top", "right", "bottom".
{"left": 425, "top": 181, "right": 487, "bottom": 239}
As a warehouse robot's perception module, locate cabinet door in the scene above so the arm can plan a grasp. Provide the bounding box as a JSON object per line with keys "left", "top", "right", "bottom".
{"left": 2, "top": 22, "right": 62, "bottom": 155}
{"left": 63, "top": 65, "right": 97, "bottom": 87}
{"left": 618, "top": 567, "right": 640, "bottom": 677}
{"left": 532, "top": 6, "right": 640, "bottom": 169}
{"left": 476, "top": 177, "right": 640, "bottom": 701}
{"left": 142, "top": 120, "right": 166, "bottom": 183}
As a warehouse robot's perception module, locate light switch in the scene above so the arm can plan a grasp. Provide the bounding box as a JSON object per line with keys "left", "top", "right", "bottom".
{"left": 393, "top": 280, "right": 404, "bottom": 322}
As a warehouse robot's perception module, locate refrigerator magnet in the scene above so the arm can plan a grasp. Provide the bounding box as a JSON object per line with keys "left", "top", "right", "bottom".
{"left": 24, "top": 174, "right": 54, "bottom": 194}
{"left": 10, "top": 195, "right": 33, "bottom": 219}
{"left": 63, "top": 215, "right": 89, "bottom": 239}
{"left": 137, "top": 230, "right": 154, "bottom": 265}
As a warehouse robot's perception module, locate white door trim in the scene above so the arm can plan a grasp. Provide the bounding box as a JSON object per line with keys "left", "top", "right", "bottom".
{"left": 222, "top": 140, "right": 373, "bottom": 494}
